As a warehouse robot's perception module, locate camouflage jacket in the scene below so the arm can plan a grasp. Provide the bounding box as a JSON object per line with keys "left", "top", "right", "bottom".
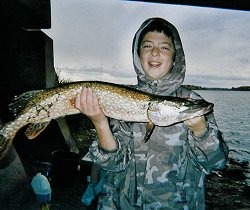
{"left": 89, "top": 18, "right": 229, "bottom": 210}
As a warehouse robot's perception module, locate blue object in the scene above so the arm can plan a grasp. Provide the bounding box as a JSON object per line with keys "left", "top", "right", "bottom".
{"left": 81, "top": 170, "right": 107, "bottom": 206}
{"left": 31, "top": 173, "right": 52, "bottom": 204}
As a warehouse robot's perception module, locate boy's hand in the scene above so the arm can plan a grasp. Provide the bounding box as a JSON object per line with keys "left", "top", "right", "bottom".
{"left": 75, "top": 87, "right": 108, "bottom": 126}
{"left": 184, "top": 116, "right": 207, "bottom": 137}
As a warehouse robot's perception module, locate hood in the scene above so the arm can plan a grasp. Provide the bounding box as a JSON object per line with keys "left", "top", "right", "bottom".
{"left": 132, "top": 17, "right": 186, "bottom": 96}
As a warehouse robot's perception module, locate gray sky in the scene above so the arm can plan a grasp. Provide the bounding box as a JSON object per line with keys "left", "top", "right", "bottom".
{"left": 43, "top": 0, "right": 250, "bottom": 88}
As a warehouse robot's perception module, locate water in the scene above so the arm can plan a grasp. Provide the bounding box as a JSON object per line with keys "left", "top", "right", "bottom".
{"left": 196, "top": 90, "right": 250, "bottom": 184}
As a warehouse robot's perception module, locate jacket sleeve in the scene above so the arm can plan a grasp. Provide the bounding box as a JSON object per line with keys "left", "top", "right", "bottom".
{"left": 89, "top": 118, "right": 133, "bottom": 172}
{"left": 187, "top": 112, "right": 229, "bottom": 174}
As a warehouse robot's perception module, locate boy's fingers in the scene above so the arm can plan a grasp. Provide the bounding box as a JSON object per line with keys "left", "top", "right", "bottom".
{"left": 75, "top": 93, "right": 80, "bottom": 109}
{"left": 92, "top": 91, "right": 100, "bottom": 111}
{"left": 86, "top": 88, "right": 93, "bottom": 113}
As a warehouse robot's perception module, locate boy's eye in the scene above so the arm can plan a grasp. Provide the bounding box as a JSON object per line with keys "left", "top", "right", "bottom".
{"left": 161, "top": 45, "right": 170, "bottom": 51}
{"left": 142, "top": 44, "right": 152, "bottom": 49}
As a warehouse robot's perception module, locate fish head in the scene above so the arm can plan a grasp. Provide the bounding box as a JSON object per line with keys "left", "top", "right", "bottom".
{"left": 179, "top": 98, "right": 214, "bottom": 122}
{"left": 147, "top": 97, "right": 214, "bottom": 126}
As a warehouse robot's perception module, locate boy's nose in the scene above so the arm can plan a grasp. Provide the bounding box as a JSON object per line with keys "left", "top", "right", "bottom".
{"left": 151, "top": 47, "right": 160, "bottom": 56}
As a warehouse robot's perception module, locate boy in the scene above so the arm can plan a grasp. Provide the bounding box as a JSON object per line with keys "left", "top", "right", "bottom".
{"left": 76, "top": 17, "right": 228, "bottom": 209}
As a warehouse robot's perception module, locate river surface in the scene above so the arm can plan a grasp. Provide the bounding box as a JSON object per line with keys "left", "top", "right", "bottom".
{"left": 196, "top": 90, "right": 250, "bottom": 185}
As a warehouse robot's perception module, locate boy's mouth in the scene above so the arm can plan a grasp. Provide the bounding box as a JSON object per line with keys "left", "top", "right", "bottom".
{"left": 149, "top": 61, "right": 161, "bottom": 67}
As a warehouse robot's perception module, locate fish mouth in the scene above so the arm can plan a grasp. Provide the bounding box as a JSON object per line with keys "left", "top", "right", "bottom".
{"left": 182, "top": 101, "right": 214, "bottom": 116}
{"left": 204, "top": 103, "right": 214, "bottom": 113}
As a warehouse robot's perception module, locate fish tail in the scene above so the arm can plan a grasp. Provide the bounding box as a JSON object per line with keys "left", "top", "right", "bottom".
{"left": 0, "top": 124, "right": 16, "bottom": 160}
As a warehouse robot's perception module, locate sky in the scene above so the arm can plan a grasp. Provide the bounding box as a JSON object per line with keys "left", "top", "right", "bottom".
{"left": 43, "top": 0, "right": 250, "bottom": 88}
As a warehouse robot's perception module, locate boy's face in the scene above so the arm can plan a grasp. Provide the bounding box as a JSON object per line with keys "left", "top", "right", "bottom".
{"left": 140, "top": 31, "right": 175, "bottom": 80}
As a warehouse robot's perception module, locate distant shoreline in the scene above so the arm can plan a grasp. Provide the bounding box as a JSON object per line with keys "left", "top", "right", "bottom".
{"left": 183, "top": 85, "right": 250, "bottom": 91}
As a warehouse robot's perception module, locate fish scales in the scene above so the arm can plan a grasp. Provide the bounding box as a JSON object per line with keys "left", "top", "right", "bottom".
{"left": 71, "top": 81, "right": 150, "bottom": 121}
{"left": 0, "top": 81, "right": 213, "bottom": 159}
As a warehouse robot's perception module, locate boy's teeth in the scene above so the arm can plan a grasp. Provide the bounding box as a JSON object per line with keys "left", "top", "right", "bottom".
{"left": 150, "top": 62, "right": 160, "bottom": 67}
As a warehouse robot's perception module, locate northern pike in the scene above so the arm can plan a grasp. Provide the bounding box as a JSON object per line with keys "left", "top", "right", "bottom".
{"left": 0, "top": 81, "right": 213, "bottom": 159}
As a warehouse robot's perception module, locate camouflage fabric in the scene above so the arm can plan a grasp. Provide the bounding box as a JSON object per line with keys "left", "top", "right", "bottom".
{"left": 89, "top": 18, "right": 228, "bottom": 210}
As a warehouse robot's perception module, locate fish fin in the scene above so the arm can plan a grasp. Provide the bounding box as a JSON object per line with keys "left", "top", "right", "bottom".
{"left": 25, "top": 121, "right": 50, "bottom": 139}
{"left": 142, "top": 121, "right": 155, "bottom": 143}
{"left": 9, "top": 90, "right": 43, "bottom": 116}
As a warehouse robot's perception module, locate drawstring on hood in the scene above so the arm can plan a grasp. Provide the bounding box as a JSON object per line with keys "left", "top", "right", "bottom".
{"left": 132, "top": 17, "right": 186, "bottom": 96}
